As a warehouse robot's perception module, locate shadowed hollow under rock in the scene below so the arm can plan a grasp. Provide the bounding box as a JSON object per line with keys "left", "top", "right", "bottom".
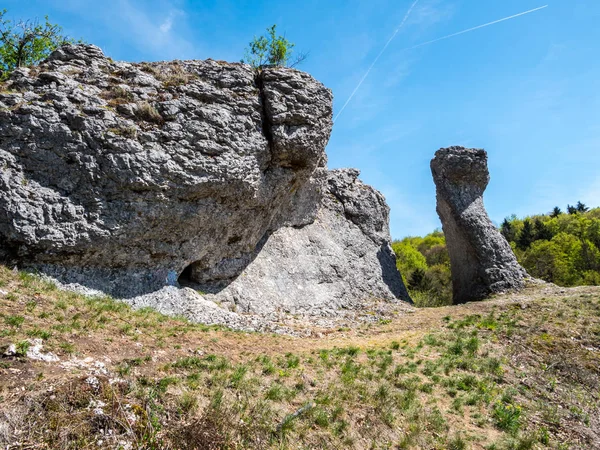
{"left": 431, "top": 147, "right": 527, "bottom": 304}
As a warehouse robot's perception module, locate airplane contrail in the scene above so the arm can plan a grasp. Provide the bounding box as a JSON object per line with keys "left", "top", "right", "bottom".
{"left": 333, "top": 0, "right": 420, "bottom": 123}
{"left": 334, "top": 4, "right": 548, "bottom": 123}
{"left": 403, "top": 5, "right": 548, "bottom": 51}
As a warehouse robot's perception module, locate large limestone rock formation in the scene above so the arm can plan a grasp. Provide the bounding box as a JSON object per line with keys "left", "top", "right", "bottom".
{"left": 430, "top": 147, "right": 526, "bottom": 304}
{"left": 202, "top": 169, "right": 410, "bottom": 315}
{"left": 0, "top": 44, "right": 410, "bottom": 318}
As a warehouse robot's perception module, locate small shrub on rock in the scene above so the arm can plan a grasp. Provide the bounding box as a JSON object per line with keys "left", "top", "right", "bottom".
{"left": 135, "top": 101, "right": 163, "bottom": 125}
{"left": 242, "top": 24, "right": 307, "bottom": 69}
{"left": 101, "top": 85, "right": 134, "bottom": 106}
{"left": 0, "top": 10, "right": 79, "bottom": 78}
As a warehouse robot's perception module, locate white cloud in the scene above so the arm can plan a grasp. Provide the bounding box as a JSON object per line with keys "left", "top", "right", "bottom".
{"left": 50, "top": 0, "right": 195, "bottom": 60}
{"left": 406, "top": 0, "right": 456, "bottom": 30}
{"left": 159, "top": 16, "right": 174, "bottom": 34}
{"left": 158, "top": 9, "right": 186, "bottom": 35}
{"left": 113, "top": 0, "right": 192, "bottom": 59}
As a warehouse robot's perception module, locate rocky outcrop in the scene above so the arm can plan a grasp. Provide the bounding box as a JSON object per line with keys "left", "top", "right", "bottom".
{"left": 201, "top": 169, "right": 411, "bottom": 315}
{"left": 0, "top": 44, "right": 331, "bottom": 296}
{"left": 430, "top": 147, "right": 526, "bottom": 304}
{"left": 0, "top": 44, "right": 410, "bottom": 319}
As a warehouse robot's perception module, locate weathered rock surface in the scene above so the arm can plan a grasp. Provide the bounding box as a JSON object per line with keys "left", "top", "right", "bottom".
{"left": 0, "top": 44, "right": 410, "bottom": 321}
{"left": 0, "top": 44, "right": 331, "bottom": 296}
{"left": 431, "top": 147, "right": 527, "bottom": 304}
{"left": 202, "top": 169, "right": 411, "bottom": 315}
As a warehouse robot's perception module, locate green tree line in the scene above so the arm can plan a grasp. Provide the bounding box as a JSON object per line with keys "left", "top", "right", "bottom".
{"left": 501, "top": 203, "right": 600, "bottom": 286}
{"left": 392, "top": 230, "right": 452, "bottom": 307}
{"left": 393, "top": 204, "right": 600, "bottom": 307}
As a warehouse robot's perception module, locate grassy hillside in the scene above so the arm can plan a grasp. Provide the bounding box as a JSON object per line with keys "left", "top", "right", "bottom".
{"left": 1, "top": 266, "right": 599, "bottom": 449}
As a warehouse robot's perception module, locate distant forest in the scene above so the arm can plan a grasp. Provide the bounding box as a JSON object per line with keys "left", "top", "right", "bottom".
{"left": 393, "top": 203, "right": 600, "bottom": 307}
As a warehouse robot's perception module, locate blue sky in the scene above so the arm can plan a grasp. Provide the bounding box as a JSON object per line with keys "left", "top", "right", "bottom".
{"left": 3, "top": 0, "right": 599, "bottom": 238}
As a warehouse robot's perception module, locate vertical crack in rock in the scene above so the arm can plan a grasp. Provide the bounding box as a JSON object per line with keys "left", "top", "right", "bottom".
{"left": 260, "top": 66, "right": 333, "bottom": 171}
{"left": 431, "top": 147, "right": 527, "bottom": 304}
{"left": 255, "top": 70, "right": 274, "bottom": 155}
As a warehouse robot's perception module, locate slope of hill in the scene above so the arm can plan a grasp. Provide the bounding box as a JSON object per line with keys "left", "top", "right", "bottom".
{"left": 1, "top": 265, "right": 599, "bottom": 449}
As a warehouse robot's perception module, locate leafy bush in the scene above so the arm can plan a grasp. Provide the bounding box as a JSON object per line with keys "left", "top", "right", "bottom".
{"left": 242, "top": 24, "right": 307, "bottom": 69}
{"left": 492, "top": 401, "right": 522, "bottom": 434}
{"left": 0, "top": 10, "right": 78, "bottom": 79}
{"left": 392, "top": 231, "right": 452, "bottom": 307}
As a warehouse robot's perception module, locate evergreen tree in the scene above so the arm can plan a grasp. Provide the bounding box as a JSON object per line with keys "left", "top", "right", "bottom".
{"left": 533, "top": 218, "right": 553, "bottom": 241}
{"left": 517, "top": 219, "right": 535, "bottom": 250}
{"left": 408, "top": 268, "right": 428, "bottom": 291}
{"left": 567, "top": 204, "right": 578, "bottom": 215}
{"left": 550, "top": 207, "right": 562, "bottom": 218}
{"left": 576, "top": 201, "right": 589, "bottom": 213}
{"left": 500, "top": 218, "right": 515, "bottom": 242}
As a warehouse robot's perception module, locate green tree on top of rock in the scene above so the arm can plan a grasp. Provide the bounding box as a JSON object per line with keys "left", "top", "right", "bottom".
{"left": 0, "top": 10, "right": 76, "bottom": 79}
{"left": 242, "top": 24, "right": 307, "bottom": 69}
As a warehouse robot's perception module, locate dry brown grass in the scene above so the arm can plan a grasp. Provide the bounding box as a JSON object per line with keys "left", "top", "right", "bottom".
{"left": 108, "top": 125, "right": 138, "bottom": 139}
{"left": 100, "top": 85, "right": 135, "bottom": 107}
{"left": 140, "top": 62, "right": 197, "bottom": 88}
{"left": 135, "top": 101, "right": 164, "bottom": 125}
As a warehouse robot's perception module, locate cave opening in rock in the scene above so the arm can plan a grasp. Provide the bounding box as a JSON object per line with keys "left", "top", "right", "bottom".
{"left": 177, "top": 263, "right": 196, "bottom": 286}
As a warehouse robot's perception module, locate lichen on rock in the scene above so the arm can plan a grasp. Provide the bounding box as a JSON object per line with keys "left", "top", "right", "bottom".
{"left": 431, "top": 146, "right": 527, "bottom": 304}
